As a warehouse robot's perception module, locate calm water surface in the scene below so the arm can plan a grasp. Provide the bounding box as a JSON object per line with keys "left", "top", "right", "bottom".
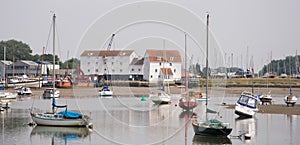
{"left": 1, "top": 93, "right": 300, "bottom": 145}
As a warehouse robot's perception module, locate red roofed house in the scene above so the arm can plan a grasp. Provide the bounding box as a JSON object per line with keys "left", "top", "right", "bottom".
{"left": 143, "top": 49, "right": 182, "bottom": 83}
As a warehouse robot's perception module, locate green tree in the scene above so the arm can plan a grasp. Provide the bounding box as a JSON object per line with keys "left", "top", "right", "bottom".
{"left": 61, "top": 58, "right": 80, "bottom": 69}
{"left": 0, "top": 39, "right": 33, "bottom": 61}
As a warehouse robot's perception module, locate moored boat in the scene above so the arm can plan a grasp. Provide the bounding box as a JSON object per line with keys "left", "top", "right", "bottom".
{"left": 17, "top": 87, "right": 32, "bottom": 95}
{"left": 150, "top": 87, "right": 171, "bottom": 105}
{"left": 235, "top": 91, "right": 259, "bottom": 118}
{"left": 43, "top": 88, "right": 60, "bottom": 98}
{"left": 98, "top": 85, "right": 113, "bottom": 96}
{"left": 192, "top": 14, "right": 232, "bottom": 137}
{"left": 192, "top": 119, "right": 232, "bottom": 136}
{"left": 178, "top": 96, "right": 198, "bottom": 111}
{"left": 284, "top": 88, "right": 297, "bottom": 106}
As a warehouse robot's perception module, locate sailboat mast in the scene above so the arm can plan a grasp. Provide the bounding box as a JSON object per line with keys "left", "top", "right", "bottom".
{"left": 53, "top": 14, "right": 56, "bottom": 91}
{"left": 3, "top": 46, "right": 6, "bottom": 86}
{"left": 52, "top": 14, "right": 56, "bottom": 113}
{"left": 184, "top": 33, "right": 187, "bottom": 95}
{"left": 206, "top": 13, "right": 209, "bottom": 106}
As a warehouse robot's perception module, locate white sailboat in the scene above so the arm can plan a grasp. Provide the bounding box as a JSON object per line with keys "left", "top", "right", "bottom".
{"left": 150, "top": 47, "right": 171, "bottom": 105}
{"left": 192, "top": 14, "right": 232, "bottom": 136}
{"left": 284, "top": 56, "right": 297, "bottom": 106}
{"left": 30, "top": 14, "right": 91, "bottom": 127}
{"left": 98, "top": 34, "right": 115, "bottom": 97}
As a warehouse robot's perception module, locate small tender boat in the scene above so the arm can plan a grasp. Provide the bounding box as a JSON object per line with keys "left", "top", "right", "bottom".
{"left": 235, "top": 91, "right": 259, "bottom": 118}
{"left": 98, "top": 85, "right": 113, "bottom": 96}
{"left": 17, "top": 87, "right": 32, "bottom": 95}
{"left": 150, "top": 87, "right": 171, "bottom": 104}
{"left": 192, "top": 119, "right": 233, "bottom": 136}
{"left": 43, "top": 88, "right": 60, "bottom": 98}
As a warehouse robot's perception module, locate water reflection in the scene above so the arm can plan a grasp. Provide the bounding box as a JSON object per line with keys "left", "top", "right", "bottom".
{"left": 179, "top": 110, "right": 197, "bottom": 119}
{"left": 30, "top": 126, "right": 92, "bottom": 144}
{"left": 235, "top": 117, "right": 256, "bottom": 143}
{"left": 192, "top": 135, "right": 232, "bottom": 145}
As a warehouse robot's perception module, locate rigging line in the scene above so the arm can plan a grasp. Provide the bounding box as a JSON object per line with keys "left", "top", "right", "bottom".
{"left": 55, "top": 23, "right": 62, "bottom": 62}
{"left": 44, "top": 21, "right": 53, "bottom": 54}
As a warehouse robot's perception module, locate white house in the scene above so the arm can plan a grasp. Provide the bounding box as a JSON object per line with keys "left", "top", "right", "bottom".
{"left": 80, "top": 50, "right": 138, "bottom": 80}
{"left": 143, "top": 49, "right": 182, "bottom": 83}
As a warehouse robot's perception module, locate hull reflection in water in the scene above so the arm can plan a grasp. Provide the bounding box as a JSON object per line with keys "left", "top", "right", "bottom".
{"left": 193, "top": 135, "right": 232, "bottom": 145}
{"left": 30, "top": 126, "right": 92, "bottom": 144}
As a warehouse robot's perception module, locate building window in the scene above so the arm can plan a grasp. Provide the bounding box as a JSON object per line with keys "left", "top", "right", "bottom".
{"left": 111, "top": 62, "right": 114, "bottom": 65}
{"left": 112, "top": 69, "right": 115, "bottom": 72}
{"left": 170, "top": 57, "right": 174, "bottom": 61}
{"left": 120, "top": 69, "right": 123, "bottom": 72}
{"left": 138, "top": 68, "right": 141, "bottom": 72}
{"left": 87, "top": 62, "right": 90, "bottom": 65}
{"left": 174, "top": 69, "right": 176, "bottom": 73}
{"left": 157, "top": 56, "right": 161, "bottom": 60}
{"left": 155, "top": 69, "right": 157, "bottom": 73}
{"left": 120, "top": 62, "right": 123, "bottom": 65}
{"left": 170, "top": 63, "right": 172, "bottom": 66}
{"left": 104, "top": 68, "right": 107, "bottom": 71}
{"left": 158, "top": 75, "right": 160, "bottom": 78}
{"left": 95, "top": 69, "right": 98, "bottom": 72}
{"left": 88, "top": 69, "right": 90, "bottom": 72}
{"left": 104, "top": 62, "right": 106, "bottom": 64}
{"left": 150, "top": 75, "right": 153, "bottom": 78}
{"left": 131, "top": 68, "right": 134, "bottom": 71}
{"left": 96, "top": 62, "right": 98, "bottom": 65}
{"left": 159, "top": 62, "right": 161, "bottom": 66}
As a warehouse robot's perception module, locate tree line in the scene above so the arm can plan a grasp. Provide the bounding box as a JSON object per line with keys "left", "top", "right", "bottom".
{"left": 0, "top": 39, "right": 80, "bottom": 69}
{"left": 259, "top": 55, "right": 300, "bottom": 76}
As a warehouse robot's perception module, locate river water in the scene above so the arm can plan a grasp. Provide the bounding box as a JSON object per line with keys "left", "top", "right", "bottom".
{"left": 1, "top": 93, "right": 300, "bottom": 145}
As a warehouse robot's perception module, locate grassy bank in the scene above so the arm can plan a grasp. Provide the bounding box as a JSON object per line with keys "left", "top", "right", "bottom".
{"left": 199, "top": 78, "right": 300, "bottom": 88}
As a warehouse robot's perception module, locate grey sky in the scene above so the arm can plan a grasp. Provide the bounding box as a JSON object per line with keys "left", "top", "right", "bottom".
{"left": 1, "top": 0, "right": 299, "bottom": 72}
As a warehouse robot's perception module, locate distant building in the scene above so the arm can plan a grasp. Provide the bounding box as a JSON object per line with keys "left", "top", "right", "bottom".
{"left": 143, "top": 49, "right": 182, "bottom": 83}
{"left": 80, "top": 50, "right": 138, "bottom": 80}
{"left": 5, "top": 60, "right": 39, "bottom": 77}
{"left": 0, "top": 60, "right": 13, "bottom": 78}
{"left": 80, "top": 49, "right": 182, "bottom": 83}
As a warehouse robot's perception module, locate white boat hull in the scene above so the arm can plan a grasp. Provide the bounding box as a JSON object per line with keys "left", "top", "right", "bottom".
{"left": 31, "top": 113, "right": 88, "bottom": 127}
{"left": 99, "top": 91, "right": 113, "bottom": 96}
{"left": 6, "top": 80, "right": 43, "bottom": 88}
{"left": 284, "top": 95, "right": 297, "bottom": 106}
{"left": 235, "top": 103, "right": 257, "bottom": 118}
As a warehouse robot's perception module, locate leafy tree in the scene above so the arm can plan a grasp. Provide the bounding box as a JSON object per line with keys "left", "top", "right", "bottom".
{"left": 0, "top": 39, "right": 33, "bottom": 61}
{"left": 61, "top": 58, "right": 80, "bottom": 69}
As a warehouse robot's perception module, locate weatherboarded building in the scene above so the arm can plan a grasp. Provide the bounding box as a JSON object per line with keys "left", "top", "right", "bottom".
{"left": 80, "top": 49, "right": 182, "bottom": 83}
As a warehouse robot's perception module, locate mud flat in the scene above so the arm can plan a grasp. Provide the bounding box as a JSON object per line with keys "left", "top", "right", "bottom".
{"left": 225, "top": 104, "right": 300, "bottom": 115}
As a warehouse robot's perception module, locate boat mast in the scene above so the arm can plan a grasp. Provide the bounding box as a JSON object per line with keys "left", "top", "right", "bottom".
{"left": 205, "top": 13, "right": 209, "bottom": 107}
{"left": 184, "top": 33, "right": 187, "bottom": 96}
{"left": 3, "top": 46, "right": 6, "bottom": 88}
{"left": 52, "top": 14, "right": 56, "bottom": 113}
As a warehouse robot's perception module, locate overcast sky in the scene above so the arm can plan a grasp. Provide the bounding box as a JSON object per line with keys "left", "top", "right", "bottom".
{"left": 1, "top": 0, "right": 299, "bottom": 72}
